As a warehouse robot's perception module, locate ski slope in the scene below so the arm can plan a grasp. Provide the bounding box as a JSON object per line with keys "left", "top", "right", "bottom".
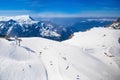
{"left": 0, "top": 27, "right": 120, "bottom": 80}
{"left": 64, "top": 27, "right": 120, "bottom": 68}
{"left": 0, "top": 39, "right": 47, "bottom": 80}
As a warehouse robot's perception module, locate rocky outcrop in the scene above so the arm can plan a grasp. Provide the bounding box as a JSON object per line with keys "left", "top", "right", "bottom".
{"left": 109, "top": 18, "right": 120, "bottom": 29}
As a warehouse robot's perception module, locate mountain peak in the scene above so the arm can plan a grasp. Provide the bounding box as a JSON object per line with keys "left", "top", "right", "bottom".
{"left": 0, "top": 15, "right": 34, "bottom": 22}
{"left": 109, "top": 18, "right": 120, "bottom": 29}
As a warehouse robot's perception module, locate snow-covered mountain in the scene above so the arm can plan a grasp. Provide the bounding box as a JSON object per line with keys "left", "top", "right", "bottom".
{"left": 109, "top": 18, "right": 120, "bottom": 29}
{"left": 0, "top": 26, "right": 120, "bottom": 80}
{"left": 64, "top": 27, "right": 120, "bottom": 66}
{"left": 38, "top": 17, "right": 115, "bottom": 32}
{"left": 0, "top": 15, "right": 117, "bottom": 41}
{"left": 38, "top": 17, "right": 116, "bottom": 27}
{"left": 0, "top": 15, "right": 35, "bottom": 23}
{"left": 0, "top": 15, "right": 72, "bottom": 41}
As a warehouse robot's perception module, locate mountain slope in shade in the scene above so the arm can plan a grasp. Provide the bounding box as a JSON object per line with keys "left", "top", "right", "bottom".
{"left": 109, "top": 18, "right": 120, "bottom": 29}
{"left": 0, "top": 15, "right": 72, "bottom": 41}
{"left": 0, "top": 27, "right": 120, "bottom": 80}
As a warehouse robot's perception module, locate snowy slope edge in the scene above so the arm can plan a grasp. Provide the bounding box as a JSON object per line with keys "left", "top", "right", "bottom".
{"left": 0, "top": 32, "right": 120, "bottom": 80}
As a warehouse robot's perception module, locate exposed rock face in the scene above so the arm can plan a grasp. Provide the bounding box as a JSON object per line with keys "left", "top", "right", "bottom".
{"left": 109, "top": 18, "right": 120, "bottom": 29}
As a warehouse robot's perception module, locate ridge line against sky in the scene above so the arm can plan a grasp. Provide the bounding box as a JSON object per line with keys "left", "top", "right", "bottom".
{"left": 0, "top": 0, "right": 120, "bottom": 17}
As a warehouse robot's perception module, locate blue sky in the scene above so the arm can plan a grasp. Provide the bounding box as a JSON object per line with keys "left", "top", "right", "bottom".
{"left": 0, "top": 0, "right": 120, "bottom": 17}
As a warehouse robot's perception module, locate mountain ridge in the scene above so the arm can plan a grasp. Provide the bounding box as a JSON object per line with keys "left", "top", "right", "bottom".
{"left": 0, "top": 16, "right": 72, "bottom": 41}
{"left": 0, "top": 15, "right": 118, "bottom": 41}
{"left": 109, "top": 18, "right": 120, "bottom": 29}
{"left": 0, "top": 15, "right": 33, "bottom": 21}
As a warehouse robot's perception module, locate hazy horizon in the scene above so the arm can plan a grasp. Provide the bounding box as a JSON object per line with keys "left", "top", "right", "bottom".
{"left": 0, "top": 0, "right": 120, "bottom": 17}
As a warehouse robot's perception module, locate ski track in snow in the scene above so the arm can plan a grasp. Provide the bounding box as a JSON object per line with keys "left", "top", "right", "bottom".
{"left": 0, "top": 27, "right": 120, "bottom": 80}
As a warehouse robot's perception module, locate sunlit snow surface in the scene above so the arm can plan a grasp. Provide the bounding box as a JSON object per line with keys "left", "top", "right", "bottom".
{"left": 0, "top": 15, "right": 38, "bottom": 24}
{"left": 0, "top": 27, "right": 120, "bottom": 80}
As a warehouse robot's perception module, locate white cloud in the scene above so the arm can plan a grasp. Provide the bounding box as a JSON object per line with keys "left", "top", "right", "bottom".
{"left": 37, "top": 13, "right": 79, "bottom": 17}
{"left": 0, "top": 10, "right": 119, "bottom": 17}
{"left": 32, "top": 12, "right": 84, "bottom": 18}
{"left": 31, "top": 12, "right": 116, "bottom": 18}
{"left": 0, "top": 10, "right": 31, "bottom": 16}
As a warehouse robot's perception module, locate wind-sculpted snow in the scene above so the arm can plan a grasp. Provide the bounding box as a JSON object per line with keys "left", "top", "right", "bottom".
{"left": 0, "top": 27, "right": 120, "bottom": 80}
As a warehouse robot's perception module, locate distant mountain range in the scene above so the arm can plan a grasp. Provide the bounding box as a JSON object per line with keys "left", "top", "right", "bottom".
{"left": 0, "top": 15, "right": 72, "bottom": 41}
{"left": 0, "top": 15, "right": 118, "bottom": 41}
